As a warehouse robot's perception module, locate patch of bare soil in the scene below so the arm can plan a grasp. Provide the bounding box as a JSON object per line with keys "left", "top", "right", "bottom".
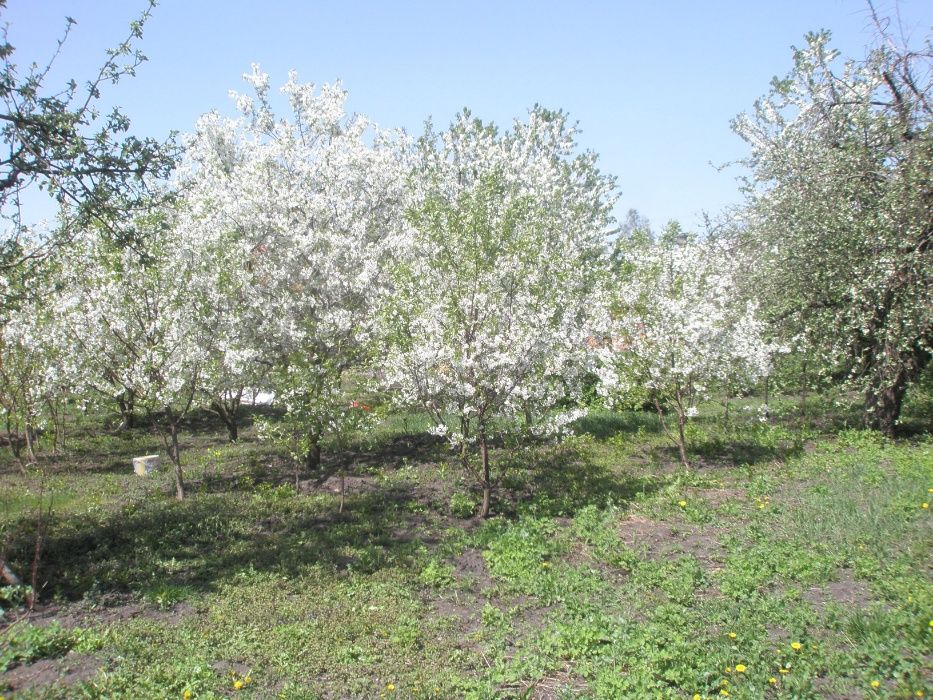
{"left": 211, "top": 660, "right": 252, "bottom": 677}
{"left": 685, "top": 487, "right": 746, "bottom": 509}
{"left": 432, "top": 594, "right": 479, "bottom": 627}
{"left": 803, "top": 569, "right": 872, "bottom": 611}
{"left": 301, "top": 473, "right": 379, "bottom": 496}
{"left": 18, "top": 595, "right": 196, "bottom": 630}
{"left": 1, "top": 651, "right": 102, "bottom": 693}
{"left": 451, "top": 549, "right": 494, "bottom": 588}
{"left": 498, "top": 667, "right": 587, "bottom": 700}
{"left": 618, "top": 515, "right": 727, "bottom": 572}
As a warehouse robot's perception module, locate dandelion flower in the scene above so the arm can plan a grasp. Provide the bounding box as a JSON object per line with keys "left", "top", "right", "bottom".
{"left": 720, "top": 691, "right": 730, "bottom": 697}
{"left": 728, "top": 632, "right": 737, "bottom": 639}
{"left": 769, "top": 677, "right": 777, "bottom": 684}
{"left": 790, "top": 641, "right": 802, "bottom": 650}
{"left": 679, "top": 500, "right": 688, "bottom": 507}
{"left": 694, "top": 695, "right": 701, "bottom": 700}
{"left": 923, "top": 503, "right": 929, "bottom": 509}
{"left": 233, "top": 680, "right": 244, "bottom": 690}
{"left": 183, "top": 691, "right": 192, "bottom": 700}
{"left": 387, "top": 684, "right": 396, "bottom": 692}
{"left": 735, "top": 664, "right": 746, "bottom": 673}
{"left": 779, "top": 668, "right": 789, "bottom": 674}
{"left": 871, "top": 680, "right": 880, "bottom": 688}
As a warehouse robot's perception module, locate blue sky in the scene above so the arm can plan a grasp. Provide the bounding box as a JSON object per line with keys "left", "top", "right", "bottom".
{"left": 4, "top": 0, "right": 931, "bottom": 230}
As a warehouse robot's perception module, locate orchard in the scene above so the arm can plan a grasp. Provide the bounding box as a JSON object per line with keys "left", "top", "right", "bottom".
{"left": 0, "top": 3, "right": 929, "bottom": 698}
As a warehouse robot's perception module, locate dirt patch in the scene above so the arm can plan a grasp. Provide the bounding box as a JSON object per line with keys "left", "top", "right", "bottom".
{"left": 1, "top": 651, "right": 102, "bottom": 693}
{"left": 498, "top": 667, "right": 587, "bottom": 699}
{"left": 803, "top": 569, "right": 872, "bottom": 611}
{"left": 618, "top": 515, "right": 676, "bottom": 551}
{"left": 211, "top": 660, "right": 252, "bottom": 677}
{"left": 618, "top": 516, "right": 726, "bottom": 571}
{"left": 302, "top": 473, "right": 379, "bottom": 495}
{"left": 685, "top": 487, "right": 746, "bottom": 509}
{"left": 20, "top": 596, "right": 196, "bottom": 630}
{"left": 451, "top": 549, "right": 495, "bottom": 588}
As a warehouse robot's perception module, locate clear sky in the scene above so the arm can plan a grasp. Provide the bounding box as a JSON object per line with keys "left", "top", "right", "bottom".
{"left": 4, "top": 0, "right": 931, "bottom": 231}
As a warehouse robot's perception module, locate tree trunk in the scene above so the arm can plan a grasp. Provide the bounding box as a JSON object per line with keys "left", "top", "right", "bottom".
{"left": 479, "top": 428, "right": 491, "bottom": 518}
{"left": 865, "top": 348, "right": 927, "bottom": 435}
{"left": 799, "top": 360, "right": 809, "bottom": 429}
{"left": 763, "top": 376, "right": 771, "bottom": 420}
{"left": 304, "top": 437, "right": 321, "bottom": 472}
{"left": 117, "top": 390, "right": 136, "bottom": 430}
{"left": 169, "top": 420, "right": 185, "bottom": 500}
{"left": 676, "top": 411, "right": 689, "bottom": 469}
{"left": 211, "top": 400, "right": 239, "bottom": 442}
{"left": 673, "top": 386, "right": 690, "bottom": 470}
{"left": 24, "top": 421, "right": 37, "bottom": 463}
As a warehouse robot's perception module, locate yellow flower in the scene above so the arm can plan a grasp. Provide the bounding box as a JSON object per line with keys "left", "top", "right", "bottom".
{"left": 725, "top": 667, "right": 732, "bottom": 674}
{"left": 790, "top": 641, "right": 802, "bottom": 650}
{"left": 694, "top": 695, "right": 702, "bottom": 700}
{"left": 233, "top": 680, "right": 244, "bottom": 690}
{"left": 923, "top": 503, "right": 929, "bottom": 509}
{"left": 928, "top": 488, "right": 933, "bottom": 493}
{"left": 769, "top": 677, "right": 777, "bottom": 685}
{"left": 720, "top": 691, "right": 730, "bottom": 698}
{"left": 914, "top": 691, "right": 923, "bottom": 698}
{"left": 871, "top": 680, "right": 880, "bottom": 688}
{"left": 183, "top": 692, "right": 192, "bottom": 700}
{"left": 728, "top": 632, "right": 737, "bottom": 639}
{"left": 540, "top": 561, "right": 551, "bottom": 568}
{"left": 735, "top": 664, "right": 746, "bottom": 673}
{"left": 244, "top": 676, "right": 252, "bottom": 685}
{"left": 387, "top": 684, "right": 396, "bottom": 692}
{"left": 679, "top": 500, "right": 688, "bottom": 507}
{"left": 779, "top": 668, "right": 789, "bottom": 674}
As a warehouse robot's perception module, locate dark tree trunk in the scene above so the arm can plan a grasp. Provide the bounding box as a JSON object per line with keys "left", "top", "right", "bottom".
{"left": 168, "top": 419, "right": 185, "bottom": 500}
{"left": 865, "top": 346, "right": 929, "bottom": 436}
{"left": 211, "top": 400, "right": 239, "bottom": 442}
{"left": 117, "top": 390, "right": 136, "bottom": 430}
{"left": 479, "top": 427, "right": 491, "bottom": 518}
{"left": 304, "top": 438, "right": 321, "bottom": 472}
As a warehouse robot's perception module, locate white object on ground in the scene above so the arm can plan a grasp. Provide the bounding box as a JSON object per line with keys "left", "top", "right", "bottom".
{"left": 132, "top": 454, "right": 161, "bottom": 476}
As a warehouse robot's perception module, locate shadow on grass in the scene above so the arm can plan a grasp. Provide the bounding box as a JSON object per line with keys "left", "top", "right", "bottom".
{"left": 573, "top": 409, "right": 662, "bottom": 440}
{"left": 2, "top": 437, "right": 658, "bottom": 605}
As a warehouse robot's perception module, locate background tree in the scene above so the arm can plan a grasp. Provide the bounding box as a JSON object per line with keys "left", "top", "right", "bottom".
{"left": 732, "top": 22, "right": 933, "bottom": 434}
{"left": 0, "top": 0, "right": 175, "bottom": 283}
{"left": 596, "top": 225, "right": 773, "bottom": 468}
{"left": 383, "top": 107, "right": 616, "bottom": 517}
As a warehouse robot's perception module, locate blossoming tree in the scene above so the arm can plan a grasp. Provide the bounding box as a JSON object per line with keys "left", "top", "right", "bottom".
{"left": 596, "top": 226, "right": 773, "bottom": 468}
{"left": 178, "top": 66, "right": 411, "bottom": 469}
{"left": 382, "top": 107, "right": 616, "bottom": 517}
{"left": 732, "top": 29, "right": 933, "bottom": 433}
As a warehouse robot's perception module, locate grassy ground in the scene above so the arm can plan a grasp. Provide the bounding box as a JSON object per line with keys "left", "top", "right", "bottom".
{"left": 0, "top": 397, "right": 930, "bottom": 699}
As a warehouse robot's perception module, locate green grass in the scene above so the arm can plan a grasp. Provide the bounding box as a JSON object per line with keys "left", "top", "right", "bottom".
{"left": 0, "top": 399, "right": 930, "bottom": 698}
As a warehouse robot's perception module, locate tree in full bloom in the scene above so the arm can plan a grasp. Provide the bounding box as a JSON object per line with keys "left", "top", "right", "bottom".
{"left": 382, "top": 107, "right": 616, "bottom": 517}
{"left": 595, "top": 224, "right": 774, "bottom": 468}
{"left": 54, "top": 210, "right": 208, "bottom": 499}
{"left": 732, "top": 27, "right": 933, "bottom": 434}
{"left": 177, "top": 65, "right": 411, "bottom": 469}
